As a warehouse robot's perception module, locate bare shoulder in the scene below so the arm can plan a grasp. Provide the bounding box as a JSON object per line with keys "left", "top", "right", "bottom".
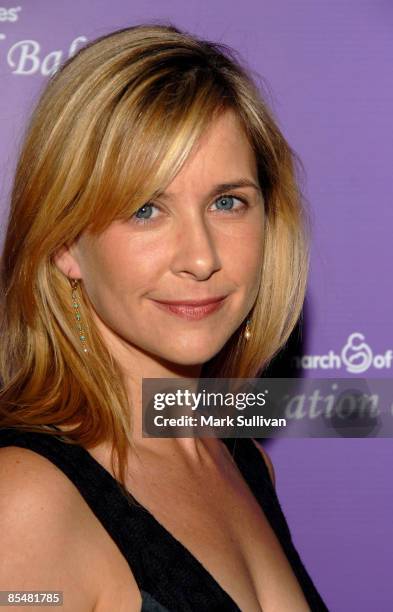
{"left": 0, "top": 446, "right": 100, "bottom": 611}
{"left": 0, "top": 446, "right": 142, "bottom": 612}
{"left": 251, "top": 439, "right": 276, "bottom": 487}
{"left": 0, "top": 445, "right": 86, "bottom": 516}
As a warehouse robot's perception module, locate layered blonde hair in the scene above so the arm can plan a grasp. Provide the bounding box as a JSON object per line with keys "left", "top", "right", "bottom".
{"left": 0, "top": 23, "right": 309, "bottom": 495}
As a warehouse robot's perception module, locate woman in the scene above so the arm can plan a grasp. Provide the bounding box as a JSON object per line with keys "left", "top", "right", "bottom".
{"left": 0, "top": 23, "right": 328, "bottom": 612}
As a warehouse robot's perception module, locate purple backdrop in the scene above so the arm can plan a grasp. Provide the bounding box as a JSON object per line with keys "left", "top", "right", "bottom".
{"left": 0, "top": 1, "right": 392, "bottom": 609}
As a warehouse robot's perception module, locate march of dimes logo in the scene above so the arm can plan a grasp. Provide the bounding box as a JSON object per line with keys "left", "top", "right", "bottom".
{"left": 294, "top": 333, "right": 393, "bottom": 374}
{"left": 0, "top": 6, "right": 87, "bottom": 75}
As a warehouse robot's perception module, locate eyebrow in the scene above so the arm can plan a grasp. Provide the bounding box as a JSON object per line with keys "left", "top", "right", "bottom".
{"left": 153, "top": 178, "right": 263, "bottom": 201}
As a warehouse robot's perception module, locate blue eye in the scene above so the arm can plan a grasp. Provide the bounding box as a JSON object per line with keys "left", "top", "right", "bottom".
{"left": 134, "top": 203, "right": 156, "bottom": 222}
{"left": 131, "top": 194, "right": 248, "bottom": 225}
{"left": 212, "top": 195, "right": 245, "bottom": 212}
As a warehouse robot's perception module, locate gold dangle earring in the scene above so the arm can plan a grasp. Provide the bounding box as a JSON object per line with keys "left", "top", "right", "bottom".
{"left": 70, "top": 279, "right": 88, "bottom": 353}
{"left": 244, "top": 317, "right": 252, "bottom": 341}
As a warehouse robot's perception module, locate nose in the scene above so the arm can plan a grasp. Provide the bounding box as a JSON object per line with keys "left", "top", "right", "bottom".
{"left": 170, "top": 212, "right": 221, "bottom": 281}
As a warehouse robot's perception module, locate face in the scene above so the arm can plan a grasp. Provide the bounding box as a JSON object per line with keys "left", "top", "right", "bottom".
{"left": 55, "top": 109, "right": 265, "bottom": 373}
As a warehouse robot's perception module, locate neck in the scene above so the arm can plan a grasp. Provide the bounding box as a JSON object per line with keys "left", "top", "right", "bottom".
{"left": 93, "top": 315, "right": 206, "bottom": 461}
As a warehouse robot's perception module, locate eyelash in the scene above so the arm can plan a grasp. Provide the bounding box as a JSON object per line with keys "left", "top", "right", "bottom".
{"left": 131, "top": 194, "right": 249, "bottom": 226}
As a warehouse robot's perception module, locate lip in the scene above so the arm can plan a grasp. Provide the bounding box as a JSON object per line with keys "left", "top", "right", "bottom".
{"left": 151, "top": 296, "right": 227, "bottom": 320}
{"left": 153, "top": 295, "right": 227, "bottom": 306}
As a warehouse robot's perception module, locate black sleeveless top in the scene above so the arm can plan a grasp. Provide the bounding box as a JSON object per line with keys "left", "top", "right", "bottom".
{"left": 0, "top": 428, "right": 329, "bottom": 611}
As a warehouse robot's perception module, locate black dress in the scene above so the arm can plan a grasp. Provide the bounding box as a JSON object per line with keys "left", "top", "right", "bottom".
{"left": 0, "top": 428, "right": 329, "bottom": 611}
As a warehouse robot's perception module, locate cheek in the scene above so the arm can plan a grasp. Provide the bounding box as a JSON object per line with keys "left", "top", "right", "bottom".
{"left": 79, "top": 237, "right": 149, "bottom": 313}
{"left": 221, "top": 223, "right": 264, "bottom": 285}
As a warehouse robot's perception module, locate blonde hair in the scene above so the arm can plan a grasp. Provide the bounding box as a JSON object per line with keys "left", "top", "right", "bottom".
{"left": 0, "top": 23, "right": 309, "bottom": 498}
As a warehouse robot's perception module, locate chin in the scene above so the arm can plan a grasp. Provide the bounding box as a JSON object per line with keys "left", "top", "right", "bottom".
{"left": 160, "top": 341, "right": 226, "bottom": 368}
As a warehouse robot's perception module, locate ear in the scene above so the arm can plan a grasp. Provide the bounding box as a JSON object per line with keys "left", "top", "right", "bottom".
{"left": 52, "top": 243, "right": 83, "bottom": 280}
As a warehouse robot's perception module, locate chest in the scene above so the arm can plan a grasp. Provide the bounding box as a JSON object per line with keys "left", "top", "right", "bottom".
{"left": 87, "top": 451, "right": 310, "bottom": 611}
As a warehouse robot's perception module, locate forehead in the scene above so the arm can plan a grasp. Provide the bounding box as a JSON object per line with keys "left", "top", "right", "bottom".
{"left": 162, "top": 109, "right": 258, "bottom": 195}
